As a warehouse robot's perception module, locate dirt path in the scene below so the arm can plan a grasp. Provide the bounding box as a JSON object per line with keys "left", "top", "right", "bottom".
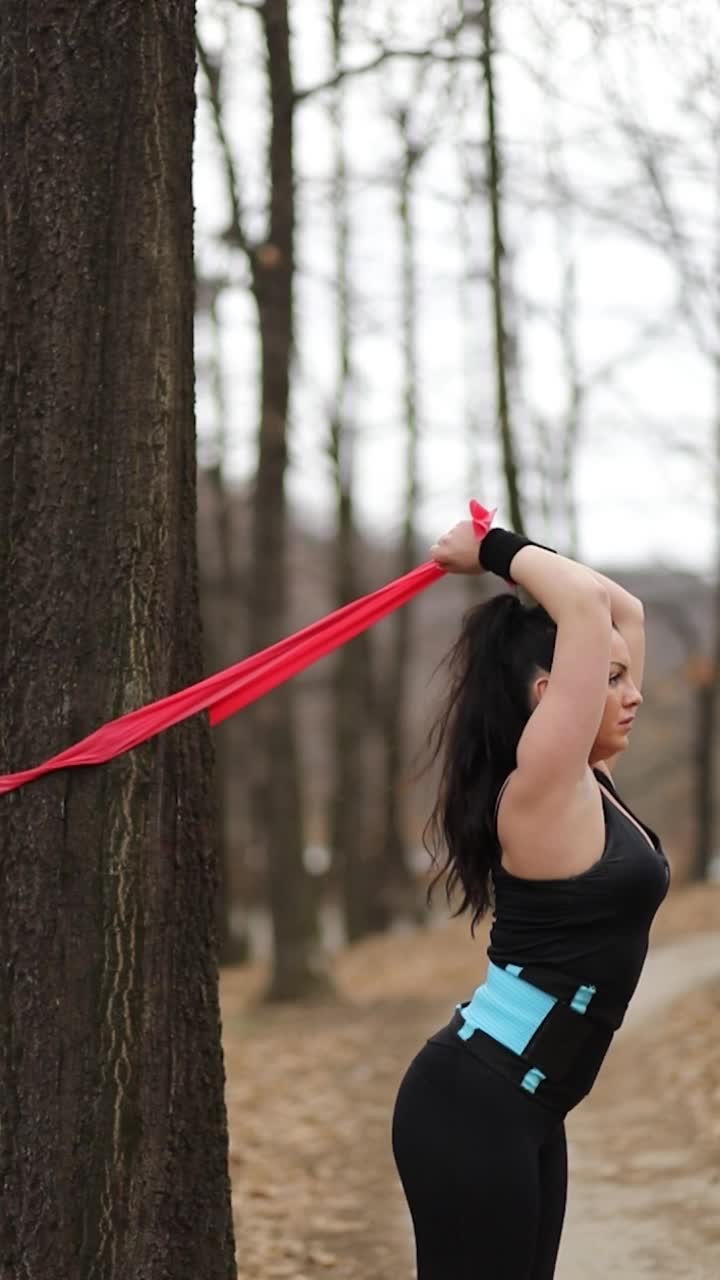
{"left": 555, "top": 932, "right": 720, "bottom": 1279}
{"left": 381, "top": 932, "right": 720, "bottom": 1280}
{"left": 222, "top": 917, "right": 720, "bottom": 1279}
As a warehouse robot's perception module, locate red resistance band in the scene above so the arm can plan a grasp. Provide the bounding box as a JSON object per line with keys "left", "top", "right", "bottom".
{"left": 0, "top": 502, "right": 494, "bottom": 796}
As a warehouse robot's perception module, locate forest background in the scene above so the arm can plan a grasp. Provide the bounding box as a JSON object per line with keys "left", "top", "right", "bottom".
{"left": 193, "top": 0, "right": 720, "bottom": 990}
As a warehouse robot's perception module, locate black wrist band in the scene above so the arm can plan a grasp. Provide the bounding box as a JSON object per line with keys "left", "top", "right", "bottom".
{"left": 478, "top": 529, "right": 556, "bottom": 582}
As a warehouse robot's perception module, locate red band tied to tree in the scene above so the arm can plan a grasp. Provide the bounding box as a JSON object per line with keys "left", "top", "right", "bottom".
{"left": 0, "top": 564, "right": 447, "bottom": 794}
{"left": 0, "top": 502, "right": 495, "bottom": 795}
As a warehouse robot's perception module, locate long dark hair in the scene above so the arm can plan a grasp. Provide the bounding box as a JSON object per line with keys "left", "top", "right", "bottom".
{"left": 424, "top": 592, "right": 557, "bottom": 931}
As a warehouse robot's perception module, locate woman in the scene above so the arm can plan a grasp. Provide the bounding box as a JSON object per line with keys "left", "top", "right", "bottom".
{"left": 391, "top": 521, "right": 670, "bottom": 1280}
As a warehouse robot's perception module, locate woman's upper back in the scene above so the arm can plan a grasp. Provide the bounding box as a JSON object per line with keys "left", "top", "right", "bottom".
{"left": 488, "top": 768, "right": 670, "bottom": 1027}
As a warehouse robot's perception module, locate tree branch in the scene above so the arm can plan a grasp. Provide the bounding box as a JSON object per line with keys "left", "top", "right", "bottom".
{"left": 294, "top": 46, "right": 478, "bottom": 104}
{"left": 196, "top": 33, "right": 255, "bottom": 259}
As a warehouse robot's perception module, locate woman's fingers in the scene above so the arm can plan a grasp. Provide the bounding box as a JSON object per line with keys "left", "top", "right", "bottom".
{"left": 430, "top": 521, "right": 484, "bottom": 573}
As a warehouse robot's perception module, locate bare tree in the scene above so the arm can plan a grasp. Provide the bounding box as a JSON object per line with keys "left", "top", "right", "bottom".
{"left": 0, "top": 3, "right": 236, "bottom": 1274}
{"left": 457, "top": 116, "right": 491, "bottom": 607}
{"left": 196, "top": 272, "right": 252, "bottom": 964}
{"left": 326, "top": 0, "right": 383, "bottom": 941}
{"left": 249, "top": 0, "right": 330, "bottom": 997}
{"left": 197, "top": 6, "right": 330, "bottom": 997}
{"left": 374, "top": 66, "right": 443, "bottom": 924}
{"left": 479, "top": 0, "right": 526, "bottom": 532}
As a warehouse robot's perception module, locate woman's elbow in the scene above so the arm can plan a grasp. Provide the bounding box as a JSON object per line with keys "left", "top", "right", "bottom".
{"left": 626, "top": 595, "right": 644, "bottom": 621}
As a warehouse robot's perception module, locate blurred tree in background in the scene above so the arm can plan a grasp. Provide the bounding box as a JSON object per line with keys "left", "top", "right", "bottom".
{"left": 198, "top": 1, "right": 331, "bottom": 1000}
{"left": 326, "top": 0, "right": 386, "bottom": 942}
{"left": 194, "top": 0, "right": 720, "bottom": 987}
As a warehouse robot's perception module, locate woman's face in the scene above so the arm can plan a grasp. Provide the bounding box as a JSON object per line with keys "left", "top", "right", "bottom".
{"left": 589, "top": 628, "right": 643, "bottom": 765}
{"left": 531, "top": 627, "right": 643, "bottom": 765}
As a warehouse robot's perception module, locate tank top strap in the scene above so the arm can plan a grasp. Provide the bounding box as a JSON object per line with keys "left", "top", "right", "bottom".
{"left": 493, "top": 775, "right": 513, "bottom": 830}
{"left": 592, "top": 765, "right": 618, "bottom": 794}
{"left": 593, "top": 767, "right": 661, "bottom": 852}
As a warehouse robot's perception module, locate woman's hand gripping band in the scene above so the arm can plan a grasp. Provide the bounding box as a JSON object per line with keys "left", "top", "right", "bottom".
{"left": 430, "top": 500, "right": 556, "bottom": 583}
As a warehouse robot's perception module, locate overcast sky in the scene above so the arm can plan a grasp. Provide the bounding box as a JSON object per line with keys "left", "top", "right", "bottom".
{"left": 193, "top": 0, "right": 718, "bottom": 577}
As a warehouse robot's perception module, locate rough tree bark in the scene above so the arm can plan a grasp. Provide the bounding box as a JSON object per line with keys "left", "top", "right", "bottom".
{"left": 0, "top": 4, "right": 236, "bottom": 1278}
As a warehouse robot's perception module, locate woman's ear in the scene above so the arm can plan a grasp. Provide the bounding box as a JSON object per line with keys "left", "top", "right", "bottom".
{"left": 531, "top": 674, "right": 550, "bottom": 707}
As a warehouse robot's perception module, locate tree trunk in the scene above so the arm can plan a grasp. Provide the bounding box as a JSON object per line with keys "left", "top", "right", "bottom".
{"left": 327, "top": 0, "right": 382, "bottom": 942}
{"left": 458, "top": 136, "right": 487, "bottom": 610}
{"left": 203, "top": 284, "right": 250, "bottom": 965}
{"left": 249, "top": 0, "right": 330, "bottom": 999}
{"left": 331, "top": 495, "right": 382, "bottom": 940}
{"left": 0, "top": 4, "right": 236, "bottom": 1277}
{"left": 378, "top": 133, "right": 425, "bottom": 925}
{"left": 480, "top": 0, "right": 526, "bottom": 533}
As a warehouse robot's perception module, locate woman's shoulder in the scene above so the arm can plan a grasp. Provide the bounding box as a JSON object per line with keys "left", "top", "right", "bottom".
{"left": 495, "top": 765, "right": 605, "bottom": 880}
{"left": 496, "top": 763, "right": 599, "bottom": 821}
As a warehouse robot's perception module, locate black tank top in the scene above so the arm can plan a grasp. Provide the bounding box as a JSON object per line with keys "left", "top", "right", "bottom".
{"left": 488, "top": 768, "right": 671, "bottom": 1031}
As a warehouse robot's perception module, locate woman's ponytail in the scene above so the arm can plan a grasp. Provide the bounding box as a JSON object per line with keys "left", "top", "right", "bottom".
{"left": 424, "top": 593, "right": 556, "bottom": 929}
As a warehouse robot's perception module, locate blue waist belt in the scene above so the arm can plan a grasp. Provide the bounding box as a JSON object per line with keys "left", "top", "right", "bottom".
{"left": 456, "top": 962, "right": 599, "bottom": 1096}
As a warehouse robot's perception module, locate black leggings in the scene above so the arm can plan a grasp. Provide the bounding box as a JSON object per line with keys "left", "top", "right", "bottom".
{"left": 392, "top": 1040, "right": 568, "bottom": 1280}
